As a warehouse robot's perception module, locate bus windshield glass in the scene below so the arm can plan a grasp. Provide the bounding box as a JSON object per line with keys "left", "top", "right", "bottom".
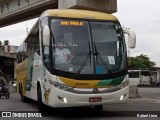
{"left": 50, "top": 19, "right": 126, "bottom": 75}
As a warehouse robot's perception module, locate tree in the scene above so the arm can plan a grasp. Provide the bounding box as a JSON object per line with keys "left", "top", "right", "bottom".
{"left": 129, "top": 54, "right": 155, "bottom": 69}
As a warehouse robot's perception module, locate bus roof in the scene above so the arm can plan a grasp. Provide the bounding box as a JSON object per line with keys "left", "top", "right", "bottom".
{"left": 40, "top": 9, "right": 118, "bottom": 21}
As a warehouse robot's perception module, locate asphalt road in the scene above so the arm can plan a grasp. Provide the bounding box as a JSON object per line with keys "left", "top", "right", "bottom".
{"left": 0, "top": 87, "right": 160, "bottom": 120}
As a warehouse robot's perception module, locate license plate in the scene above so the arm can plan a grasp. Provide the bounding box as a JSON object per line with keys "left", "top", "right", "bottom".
{"left": 89, "top": 97, "right": 102, "bottom": 102}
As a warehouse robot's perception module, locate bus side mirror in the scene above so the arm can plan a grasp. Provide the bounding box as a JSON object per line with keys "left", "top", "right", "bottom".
{"left": 43, "top": 25, "right": 50, "bottom": 46}
{"left": 123, "top": 28, "right": 136, "bottom": 49}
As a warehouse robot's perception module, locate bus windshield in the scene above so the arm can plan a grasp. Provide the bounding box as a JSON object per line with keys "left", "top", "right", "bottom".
{"left": 50, "top": 19, "right": 126, "bottom": 75}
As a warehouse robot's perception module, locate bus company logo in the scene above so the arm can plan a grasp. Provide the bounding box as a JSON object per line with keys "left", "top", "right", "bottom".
{"left": 93, "top": 88, "right": 99, "bottom": 94}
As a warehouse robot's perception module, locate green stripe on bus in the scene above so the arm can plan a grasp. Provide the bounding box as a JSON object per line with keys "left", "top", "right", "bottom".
{"left": 110, "top": 76, "right": 125, "bottom": 85}
{"left": 97, "top": 76, "right": 125, "bottom": 86}
{"left": 96, "top": 79, "right": 112, "bottom": 86}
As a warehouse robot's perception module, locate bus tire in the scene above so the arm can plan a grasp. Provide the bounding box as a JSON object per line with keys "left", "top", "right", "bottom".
{"left": 38, "top": 87, "right": 46, "bottom": 113}
{"left": 95, "top": 105, "right": 103, "bottom": 111}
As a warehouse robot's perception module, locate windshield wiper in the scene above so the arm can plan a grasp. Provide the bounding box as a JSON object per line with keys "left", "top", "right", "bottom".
{"left": 93, "top": 42, "right": 110, "bottom": 72}
{"left": 77, "top": 41, "right": 92, "bottom": 74}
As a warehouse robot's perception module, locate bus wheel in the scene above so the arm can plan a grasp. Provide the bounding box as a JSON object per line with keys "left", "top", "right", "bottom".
{"left": 95, "top": 105, "right": 103, "bottom": 111}
{"left": 38, "top": 87, "right": 46, "bottom": 113}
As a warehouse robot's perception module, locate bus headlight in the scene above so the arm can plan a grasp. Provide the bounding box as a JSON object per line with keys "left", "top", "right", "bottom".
{"left": 116, "top": 80, "right": 129, "bottom": 89}
{"left": 120, "top": 94, "right": 127, "bottom": 101}
{"left": 49, "top": 79, "right": 73, "bottom": 91}
{"left": 58, "top": 96, "right": 68, "bottom": 103}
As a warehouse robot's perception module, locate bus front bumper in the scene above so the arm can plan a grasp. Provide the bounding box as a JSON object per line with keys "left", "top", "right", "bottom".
{"left": 45, "top": 86, "right": 129, "bottom": 108}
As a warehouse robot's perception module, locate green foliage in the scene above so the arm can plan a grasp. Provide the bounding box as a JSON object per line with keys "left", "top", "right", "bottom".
{"left": 129, "top": 54, "right": 155, "bottom": 69}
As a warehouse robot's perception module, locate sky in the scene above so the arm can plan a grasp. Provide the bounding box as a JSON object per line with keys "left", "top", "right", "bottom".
{"left": 0, "top": 0, "right": 160, "bottom": 66}
{"left": 115, "top": 0, "right": 160, "bottom": 66}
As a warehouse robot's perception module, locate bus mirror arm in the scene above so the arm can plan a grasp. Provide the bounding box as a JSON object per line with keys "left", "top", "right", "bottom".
{"left": 122, "top": 28, "right": 136, "bottom": 49}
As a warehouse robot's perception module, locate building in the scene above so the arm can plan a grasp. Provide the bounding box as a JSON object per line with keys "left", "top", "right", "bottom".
{"left": 0, "top": 40, "right": 18, "bottom": 83}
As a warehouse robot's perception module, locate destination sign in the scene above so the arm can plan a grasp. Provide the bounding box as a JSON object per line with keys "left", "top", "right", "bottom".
{"left": 61, "top": 21, "right": 84, "bottom": 26}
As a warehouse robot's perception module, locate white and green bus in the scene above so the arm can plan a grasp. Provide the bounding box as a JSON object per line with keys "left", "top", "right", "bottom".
{"left": 16, "top": 9, "right": 136, "bottom": 112}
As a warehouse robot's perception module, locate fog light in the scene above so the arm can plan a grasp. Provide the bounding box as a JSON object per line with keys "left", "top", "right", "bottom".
{"left": 58, "top": 96, "right": 67, "bottom": 103}
{"left": 120, "top": 94, "right": 127, "bottom": 101}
